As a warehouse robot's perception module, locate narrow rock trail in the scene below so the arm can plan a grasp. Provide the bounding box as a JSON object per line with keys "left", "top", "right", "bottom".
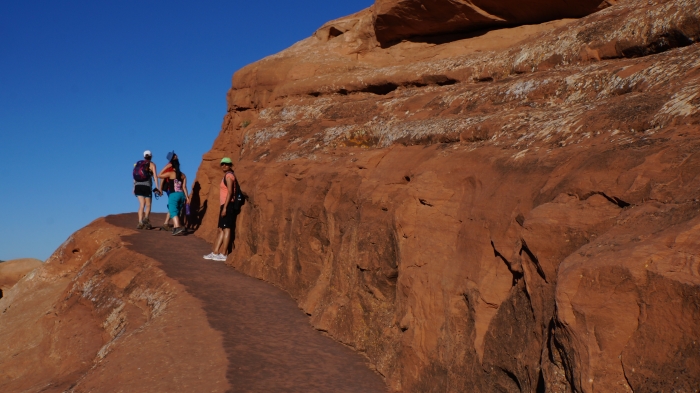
{"left": 105, "top": 213, "right": 386, "bottom": 393}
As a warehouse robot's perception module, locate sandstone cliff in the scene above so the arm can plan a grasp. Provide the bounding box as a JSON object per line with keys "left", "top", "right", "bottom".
{"left": 191, "top": 0, "right": 700, "bottom": 391}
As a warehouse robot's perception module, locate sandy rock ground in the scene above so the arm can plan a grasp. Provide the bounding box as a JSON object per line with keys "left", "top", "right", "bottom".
{"left": 189, "top": 0, "right": 700, "bottom": 391}
{"left": 0, "top": 217, "right": 229, "bottom": 393}
{"left": 0, "top": 214, "right": 382, "bottom": 392}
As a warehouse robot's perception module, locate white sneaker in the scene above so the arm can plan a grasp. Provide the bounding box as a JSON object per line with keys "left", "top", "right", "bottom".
{"left": 203, "top": 252, "right": 217, "bottom": 260}
{"left": 213, "top": 254, "right": 227, "bottom": 261}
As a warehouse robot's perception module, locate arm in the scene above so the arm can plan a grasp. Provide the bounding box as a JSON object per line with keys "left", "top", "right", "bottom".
{"left": 150, "top": 162, "right": 158, "bottom": 195}
{"left": 158, "top": 162, "right": 172, "bottom": 176}
{"left": 182, "top": 174, "right": 189, "bottom": 201}
{"left": 157, "top": 171, "right": 173, "bottom": 197}
{"left": 150, "top": 162, "right": 157, "bottom": 184}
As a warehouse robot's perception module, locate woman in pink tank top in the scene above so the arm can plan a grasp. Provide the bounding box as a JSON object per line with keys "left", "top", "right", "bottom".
{"left": 203, "top": 157, "right": 238, "bottom": 261}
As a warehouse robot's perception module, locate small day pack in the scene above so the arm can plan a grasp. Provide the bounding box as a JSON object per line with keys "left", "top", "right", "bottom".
{"left": 225, "top": 171, "right": 245, "bottom": 210}
{"left": 133, "top": 160, "right": 151, "bottom": 182}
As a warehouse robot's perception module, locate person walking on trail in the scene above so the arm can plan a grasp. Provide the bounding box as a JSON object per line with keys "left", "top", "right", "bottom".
{"left": 157, "top": 154, "right": 190, "bottom": 236}
{"left": 133, "top": 150, "right": 157, "bottom": 230}
{"left": 157, "top": 151, "right": 177, "bottom": 231}
{"left": 204, "top": 157, "right": 239, "bottom": 261}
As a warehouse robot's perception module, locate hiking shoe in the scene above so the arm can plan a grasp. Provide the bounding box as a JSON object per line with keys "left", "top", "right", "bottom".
{"left": 136, "top": 221, "right": 144, "bottom": 230}
{"left": 203, "top": 252, "right": 217, "bottom": 260}
{"left": 172, "top": 227, "right": 185, "bottom": 236}
{"left": 160, "top": 224, "right": 172, "bottom": 231}
{"left": 213, "top": 254, "right": 227, "bottom": 262}
{"left": 143, "top": 217, "right": 152, "bottom": 230}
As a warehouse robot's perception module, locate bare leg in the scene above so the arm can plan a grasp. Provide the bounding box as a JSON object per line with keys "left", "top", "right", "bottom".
{"left": 163, "top": 211, "right": 171, "bottom": 226}
{"left": 137, "top": 196, "right": 146, "bottom": 223}
{"left": 172, "top": 216, "right": 181, "bottom": 228}
{"left": 218, "top": 228, "right": 232, "bottom": 255}
{"left": 213, "top": 228, "right": 224, "bottom": 253}
{"left": 144, "top": 197, "right": 152, "bottom": 222}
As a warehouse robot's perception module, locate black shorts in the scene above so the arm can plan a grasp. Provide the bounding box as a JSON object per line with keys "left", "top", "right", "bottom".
{"left": 134, "top": 185, "right": 152, "bottom": 198}
{"left": 218, "top": 203, "right": 237, "bottom": 229}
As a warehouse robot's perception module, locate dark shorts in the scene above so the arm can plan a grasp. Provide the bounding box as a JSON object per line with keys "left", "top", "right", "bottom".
{"left": 218, "top": 203, "right": 237, "bottom": 229}
{"left": 134, "top": 185, "right": 152, "bottom": 198}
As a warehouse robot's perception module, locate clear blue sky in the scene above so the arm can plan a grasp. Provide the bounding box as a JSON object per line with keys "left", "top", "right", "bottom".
{"left": 0, "top": 0, "right": 372, "bottom": 261}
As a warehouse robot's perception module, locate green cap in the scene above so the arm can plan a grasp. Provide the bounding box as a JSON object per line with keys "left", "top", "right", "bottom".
{"left": 220, "top": 157, "right": 233, "bottom": 165}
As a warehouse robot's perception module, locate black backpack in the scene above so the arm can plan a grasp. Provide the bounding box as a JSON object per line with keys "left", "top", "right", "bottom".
{"left": 233, "top": 178, "right": 244, "bottom": 210}
{"left": 162, "top": 178, "right": 173, "bottom": 193}
{"left": 225, "top": 171, "right": 245, "bottom": 210}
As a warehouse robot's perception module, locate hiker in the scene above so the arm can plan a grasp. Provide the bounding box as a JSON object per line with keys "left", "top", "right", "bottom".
{"left": 133, "top": 150, "right": 157, "bottom": 229}
{"left": 203, "top": 157, "right": 240, "bottom": 261}
{"left": 157, "top": 151, "right": 177, "bottom": 231}
{"left": 157, "top": 154, "right": 189, "bottom": 236}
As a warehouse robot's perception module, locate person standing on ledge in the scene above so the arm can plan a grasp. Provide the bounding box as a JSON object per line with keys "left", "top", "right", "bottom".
{"left": 157, "top": 153, "right": 189, "bottom": 236}
{"left": 133, "top": 150, "right": 157, "bottom": 230}
{"left": 204, "top": 157, "right": 238, "bottom": 261}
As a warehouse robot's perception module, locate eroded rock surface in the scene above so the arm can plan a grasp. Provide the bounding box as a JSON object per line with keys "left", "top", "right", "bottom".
{"left": 0, "top": 258, "right": 42, "bottom": 294}
{"left": 0, "top": 214, "right": 385, "bottom": 392}
{"left": 0, "top": 218, "right": 229, "bottom": 393}
{"left": 192, "top": 0, "right": 700, "bottom": 391}
{"left": 373, "top": 0, "right": 613, "bottom": 45}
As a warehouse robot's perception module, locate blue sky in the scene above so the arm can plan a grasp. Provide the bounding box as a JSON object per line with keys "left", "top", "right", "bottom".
{"left": 0, "top": 0, "right": 372, "bottom": 261}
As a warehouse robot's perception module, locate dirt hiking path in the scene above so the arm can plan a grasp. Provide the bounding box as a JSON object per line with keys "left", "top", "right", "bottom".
{"left": 106, "top": 213, "right": 386, "bottom": 393}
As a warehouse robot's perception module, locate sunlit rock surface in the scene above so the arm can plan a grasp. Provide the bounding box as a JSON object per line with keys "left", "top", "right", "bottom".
{"left": 191, "top": 0, "right": 700, "bottom": 391}
{"left": 0, "top": 258, "right": 42, "bottom": 294}
{"left": 0, "top": 219, "right": 228, "bottom": 392}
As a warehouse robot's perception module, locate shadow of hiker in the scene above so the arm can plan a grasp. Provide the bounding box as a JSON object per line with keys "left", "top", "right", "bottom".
{"left": 185, "top": 181, "right": 207, "bottom": 230}
{"left": 225, "top": 196, "right": 247, "bottom": 254}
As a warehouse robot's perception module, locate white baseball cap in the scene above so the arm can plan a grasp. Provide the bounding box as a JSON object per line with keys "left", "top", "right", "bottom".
{"left": 144, "top": 150, "right": 152, "bottom": 157}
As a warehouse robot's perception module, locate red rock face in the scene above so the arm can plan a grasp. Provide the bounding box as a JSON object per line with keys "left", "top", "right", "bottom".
{"left": 192, "top": 0, "right": 700, "bottom": 391}
{"left": 373, "top": 0, "right": 612, "bottom": 45}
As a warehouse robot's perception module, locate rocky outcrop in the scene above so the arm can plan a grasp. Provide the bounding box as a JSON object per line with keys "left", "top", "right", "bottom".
{"left": 373, "top": 0, "right": 613, "bottom": 45}
{"left": 0, "top": 218, "right": 228, "bottom": 392}
{"left": 192, "top": 0, "right": 700, "bottom": 391}
{"left": 0, "top": 258, "right": 42, "bottom": 295}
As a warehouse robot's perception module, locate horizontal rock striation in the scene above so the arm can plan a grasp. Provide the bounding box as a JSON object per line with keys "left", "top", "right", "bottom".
{"left": 193, "top": 0, "right": 700, "bottom": 391}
